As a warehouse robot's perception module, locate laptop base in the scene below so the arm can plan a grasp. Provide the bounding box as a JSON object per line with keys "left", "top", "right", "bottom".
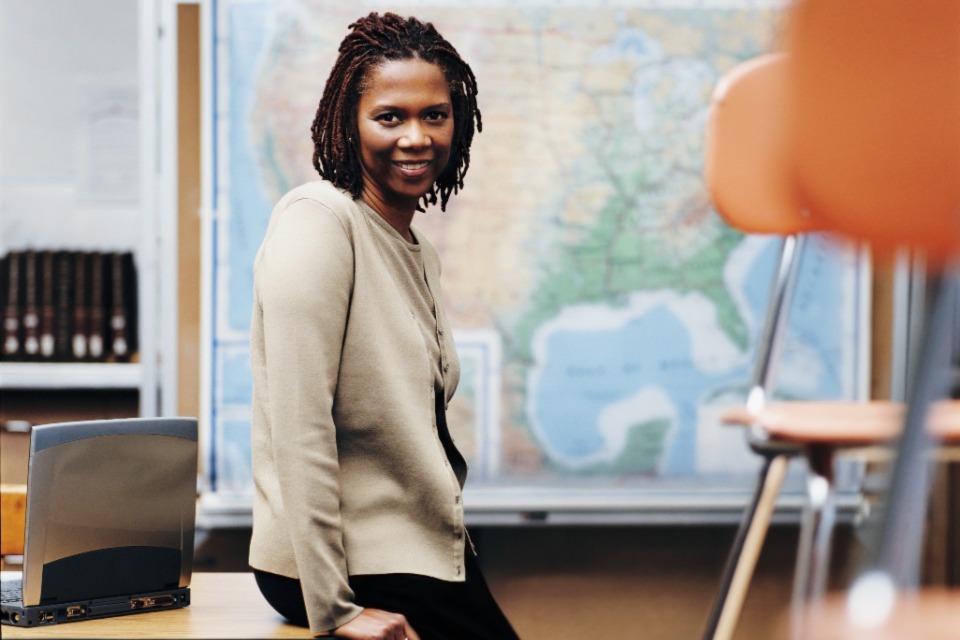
{"left": 1, "top": 585, "right": 190, "bottom": 627}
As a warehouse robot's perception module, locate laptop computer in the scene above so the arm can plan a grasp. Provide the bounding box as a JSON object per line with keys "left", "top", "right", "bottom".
{"left": 1, "top": 417, "right": 197, "bottom": 628}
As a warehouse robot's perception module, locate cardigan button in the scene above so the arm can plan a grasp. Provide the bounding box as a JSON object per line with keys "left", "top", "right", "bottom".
{"left": 438, "top": 328, "right": 444, "bottom": 336}
{"left": 443, "top": 363, "right": 450, "bottom": 373}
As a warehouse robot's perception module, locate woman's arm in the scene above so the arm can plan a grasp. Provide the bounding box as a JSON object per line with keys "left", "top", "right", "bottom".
{"left": 256, "top": 197, "right": 363, "bottom": 632}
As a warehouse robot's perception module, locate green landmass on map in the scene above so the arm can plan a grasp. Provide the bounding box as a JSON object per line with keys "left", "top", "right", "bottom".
{"left": 576, "top": 418, "right": 672, "bottom": 475}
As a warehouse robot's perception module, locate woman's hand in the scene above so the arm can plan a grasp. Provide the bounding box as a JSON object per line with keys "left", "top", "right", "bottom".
{"left": 332, "top": 608, "right": 421, "bottom": 640}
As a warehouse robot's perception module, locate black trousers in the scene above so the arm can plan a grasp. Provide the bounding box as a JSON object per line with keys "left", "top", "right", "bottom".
{"left": 253, "top": 551, "right": 520, "bottom": 640}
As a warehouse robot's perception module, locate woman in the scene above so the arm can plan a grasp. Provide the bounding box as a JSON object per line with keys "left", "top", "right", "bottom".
{"left": 248, "top": 12, "right": 519, "bottom": 640}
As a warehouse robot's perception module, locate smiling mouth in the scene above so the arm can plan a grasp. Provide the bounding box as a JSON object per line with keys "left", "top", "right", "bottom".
{"left": 394, "top": 160, "right": 431, "bottom": 170}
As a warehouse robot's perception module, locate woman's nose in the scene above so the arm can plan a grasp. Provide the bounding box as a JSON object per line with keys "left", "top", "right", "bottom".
{"left": 399, "top": 122, "right": 431, "bottom": 148}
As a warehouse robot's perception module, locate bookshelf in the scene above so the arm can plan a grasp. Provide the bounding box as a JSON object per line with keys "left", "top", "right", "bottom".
{"left": 0, "top": 0, "right": 173, "bottom": 421}
{"left": 0, "top": 363, "right": 144, "bottom": 390}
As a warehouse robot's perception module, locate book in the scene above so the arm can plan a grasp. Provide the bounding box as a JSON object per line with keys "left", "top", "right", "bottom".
{"left": 1, "top": 251, "right": 21, "bottom": 360}
{"left": 21, "top": 250, "right": 39, "bottom": 359}
{"left": 39, "top": 250, "right": 56, "bottom": 359}
{"left": 72, "top": 251, "right": 89, "bottom": 360}
{"left": 1, "top": 249, "right": 139, "bottom": 363}
{"left": 108, "top": 251, "right": 137, "bottom": 361}
{"left": 54, "top": 251, "right": 74, "bottom": 361}
{"left": 88, "top": 252, "right": 106, "bottom": 360}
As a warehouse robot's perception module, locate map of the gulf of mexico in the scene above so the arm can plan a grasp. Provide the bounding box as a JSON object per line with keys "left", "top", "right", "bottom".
{"left": 203, "top": 0, "right": 868, "bottom": 517}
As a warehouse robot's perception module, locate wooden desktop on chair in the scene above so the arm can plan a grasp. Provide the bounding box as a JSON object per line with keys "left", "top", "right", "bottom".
{"left": 1, "top": 484, "right": 26, "bottom": 568}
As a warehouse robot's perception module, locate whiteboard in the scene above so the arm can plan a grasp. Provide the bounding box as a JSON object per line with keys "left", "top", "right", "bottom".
{"left": 199, "top": 0, "right": 870, "bottom": 526}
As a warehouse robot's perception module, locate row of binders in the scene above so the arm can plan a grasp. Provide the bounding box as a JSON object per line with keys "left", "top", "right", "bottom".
{"left": 1, "top": 250, "right": 138, "bottom": 363}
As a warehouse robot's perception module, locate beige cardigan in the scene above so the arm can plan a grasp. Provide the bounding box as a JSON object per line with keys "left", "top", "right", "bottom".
{"left": 248, "top": 181, "right": 466, "bottom": 634}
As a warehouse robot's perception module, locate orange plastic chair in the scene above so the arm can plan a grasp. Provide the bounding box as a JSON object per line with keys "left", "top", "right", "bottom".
{"left": 785, "top": 0, "right": 960, "bottom": 266}
{"left": 783, "top": 0, "right": 960, "bottom": 636}
{"left": 700, "top": 52, "right": 907, "bottom": 640}
{"left": 701, "top": 40, "right": 960, "bottom": 639}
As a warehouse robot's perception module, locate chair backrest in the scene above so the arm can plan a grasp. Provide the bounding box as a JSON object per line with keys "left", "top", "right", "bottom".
{"left": 782, "top": 0, "right": 960, "bottom": 593}
{"left": 785, "top": 0, "right": 960, "bottom": 263}
{"left": 705, "top": 53, "right": 817, "bottom": 426}
{"left": 704, "top": 53, "right": 815, "bottom": 236}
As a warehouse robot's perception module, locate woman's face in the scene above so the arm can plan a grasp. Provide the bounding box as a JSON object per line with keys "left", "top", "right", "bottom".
{"left": 356, "top": 57, "right": 454, "bottom": 214}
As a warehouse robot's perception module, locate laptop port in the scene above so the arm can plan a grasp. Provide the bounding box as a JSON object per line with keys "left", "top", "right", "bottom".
{"left": 66, "top": 605, "right": 85, "bottom": 618}
{"left": 11, "top": 613, "right": 20, "bottom": 623}
{"left": 39, "top": 610, "right": 54, "bottom": 623}
{"left": 130, "top": 595, "right": 176, "bottom": 610}
{"left": 1, "top": 610, "right": 9, "bottom": 621}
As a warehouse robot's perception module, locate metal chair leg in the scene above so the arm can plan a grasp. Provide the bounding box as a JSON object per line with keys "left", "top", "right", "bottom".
{"left": 790, "top": 446, "right": 837, "bottom": 640}
{"left": 874, "top": 272, "right": 958, "bottom": 586}
{"left": 702, "top": 454, "right": 790, "bottom": 640}
{"left": 844, "top": 272, "right": 959, "bottom": 628}
{"left": 702, "top": 235, "right": 805, "bottom": 640}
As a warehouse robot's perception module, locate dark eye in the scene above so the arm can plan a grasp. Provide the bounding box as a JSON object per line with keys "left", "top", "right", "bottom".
{"left": 425, "top": 110, "right": 449, "bottom": 122}
{"left": 376, "top": 113, "right": 401, "bottom": 124}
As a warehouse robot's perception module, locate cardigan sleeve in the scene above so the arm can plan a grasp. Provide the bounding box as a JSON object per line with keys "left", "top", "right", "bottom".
{"left": 254, "top": 196, "right": 364, "bottom": 633}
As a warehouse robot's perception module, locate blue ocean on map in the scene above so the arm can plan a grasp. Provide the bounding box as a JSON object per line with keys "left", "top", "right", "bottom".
{"left": 533, "top": 306, "right": 743, "bottom": 475}
{"left": 529, "top": 238, "right": 851, "bottom": 476}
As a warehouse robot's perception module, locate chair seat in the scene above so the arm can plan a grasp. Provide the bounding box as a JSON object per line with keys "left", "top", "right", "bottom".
{"left": 721, "top": 400, "right": 960, "bottom": 446}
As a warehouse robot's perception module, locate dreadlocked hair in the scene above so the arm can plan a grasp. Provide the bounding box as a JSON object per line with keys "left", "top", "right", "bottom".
{"left": 310, "top": 12, "right": 482, "bottom": 211}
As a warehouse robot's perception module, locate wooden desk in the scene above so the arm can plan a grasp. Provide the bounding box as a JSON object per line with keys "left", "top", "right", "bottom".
{"left": 2, "top": 573, "right": 315, "bottom": 638}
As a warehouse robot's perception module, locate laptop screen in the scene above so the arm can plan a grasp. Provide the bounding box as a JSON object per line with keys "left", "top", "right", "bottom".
{"left": 21, "top": 418, "right": 197, "bottom": 607}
